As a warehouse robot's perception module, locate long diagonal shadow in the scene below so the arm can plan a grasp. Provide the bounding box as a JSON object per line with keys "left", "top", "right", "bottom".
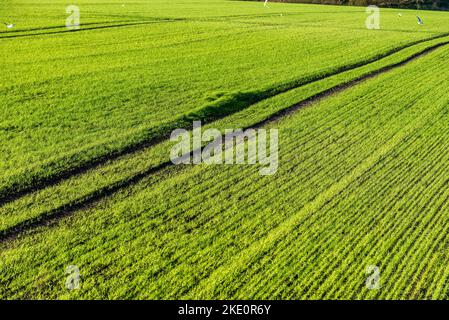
{"left": 1, "top": 32, "right": 448, "bottom": 207}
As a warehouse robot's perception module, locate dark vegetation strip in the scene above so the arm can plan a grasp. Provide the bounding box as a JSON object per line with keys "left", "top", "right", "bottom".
{"left": 253, "top": 39, "right": 449, "bottom": 126}
{"left": 250, "top": 0, "right": 449, "bottom": 11}
{"left": 0, "top": 32, "right": 448, "bottom": 207}
{"left": 1, "top": 39, "right": 448, "bottom": 243}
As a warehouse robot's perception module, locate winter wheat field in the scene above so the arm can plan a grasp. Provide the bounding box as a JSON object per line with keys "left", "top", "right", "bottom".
{"left": 1, "top": 0, "right": 449, "bottom": 300}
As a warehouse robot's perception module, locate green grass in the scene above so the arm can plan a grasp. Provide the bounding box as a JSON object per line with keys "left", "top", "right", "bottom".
{"left": 2, "top": 0, "right": 449, "bottom": 201}
{"left": 2, "top": 0, "right": 449, "bottom": 300}
{"left": 2, "top": 41, "right": 449, "bottom": 299}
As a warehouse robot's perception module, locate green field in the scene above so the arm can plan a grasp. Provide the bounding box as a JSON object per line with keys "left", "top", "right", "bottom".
{"left": 1, "top": 0, "right": 449, "bottom": 299}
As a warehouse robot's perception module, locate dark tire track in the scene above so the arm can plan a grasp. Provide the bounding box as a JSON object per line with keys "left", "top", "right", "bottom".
{"left": 0, "top": 20, "right": 134, "bottom": 34}
{"left": 1, "top": 39, "right": 448, "bottom": 243}
{"left": 253, "top": 39, "right": 449, "bottom": 127}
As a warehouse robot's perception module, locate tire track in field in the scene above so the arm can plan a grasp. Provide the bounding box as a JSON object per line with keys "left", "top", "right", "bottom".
{"left": 1, "top": 33, "right": 449, "bottom": 209}
{"left": 0, "top": 19, "right": 182, "bottom": 39}
{"left": 0, "top": 13, "right": 280, "bottom": 39}
{"left": 0, "top": 11, "right": 304, "bottom": 39}
{"left": 1, "top": 39, "right": 448, "bottom": 243}
{"left": 0, "top": 20, "right": 133, "bottom": 34}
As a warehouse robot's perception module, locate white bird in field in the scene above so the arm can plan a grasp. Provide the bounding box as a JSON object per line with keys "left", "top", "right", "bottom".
{"left": 264, "top": 0, "right": 269, "bottom": 8}
{"left": 4, "top": 23, "right": 15, "bottom": 29}
{"left": 417, "top": 16, "right": 424, "bottom": 25}
{"left": 398, "top": 13, "right": 402, "bottom": 17}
